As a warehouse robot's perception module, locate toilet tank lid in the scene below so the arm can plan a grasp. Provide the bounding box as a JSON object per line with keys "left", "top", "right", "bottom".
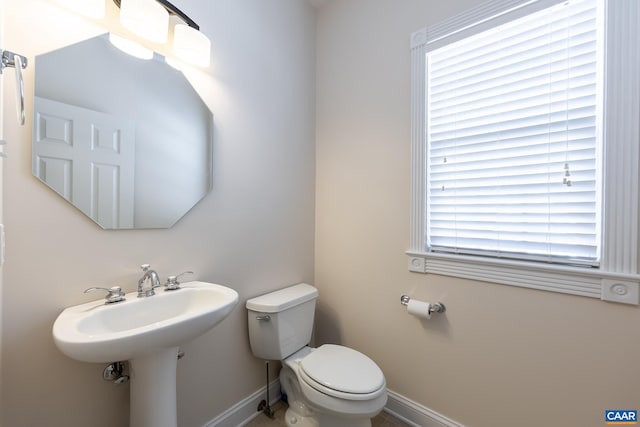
{"left": 246, "top": 283, "right": 318, "bottom": 313}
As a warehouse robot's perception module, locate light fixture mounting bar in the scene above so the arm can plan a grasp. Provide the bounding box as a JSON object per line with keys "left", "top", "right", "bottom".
{"left": 112, "top": 0, "right": 200, "bottom": 30}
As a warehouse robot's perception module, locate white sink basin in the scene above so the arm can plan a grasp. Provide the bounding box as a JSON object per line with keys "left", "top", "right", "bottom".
{"left": 53, "top": 281, "right": 239, "bottom": 363}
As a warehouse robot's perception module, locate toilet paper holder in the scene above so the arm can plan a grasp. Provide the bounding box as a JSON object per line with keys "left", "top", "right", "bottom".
{"left": 400, "top": 295, "right": 446, "bottom": 314}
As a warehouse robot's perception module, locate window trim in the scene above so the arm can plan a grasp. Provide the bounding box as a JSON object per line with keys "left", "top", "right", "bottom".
{"left": 409, "top": 0, "right": 640, "bottom": 304}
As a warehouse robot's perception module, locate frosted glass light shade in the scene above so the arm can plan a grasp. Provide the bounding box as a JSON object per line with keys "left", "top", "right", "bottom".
{"left": 55, "top": 0, "right": 105, "bottom": 19}
{"left": 120, "top": 0, "right": 169, "bottom": 43}
{"left": 173, "top": 24, "right": 211, "bottom": 67}
{"left": 109, "top": 33, "right": 154, "bottom": 60}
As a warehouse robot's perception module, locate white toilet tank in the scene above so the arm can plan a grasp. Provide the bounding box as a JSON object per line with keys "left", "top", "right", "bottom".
{"left": 246, "top": 283, "right": 319, "bottom": 360}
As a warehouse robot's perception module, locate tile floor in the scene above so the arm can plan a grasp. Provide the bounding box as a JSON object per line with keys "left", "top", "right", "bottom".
{"left": 244, "top": 401, "right": 412, "bottom": 427}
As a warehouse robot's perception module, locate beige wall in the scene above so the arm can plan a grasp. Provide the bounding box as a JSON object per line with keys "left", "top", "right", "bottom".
{"left": 0, "top": 1, "right": 315, "bottom": 426}
{"left": 314, "top": 1, "right": 640, "bottom": 427}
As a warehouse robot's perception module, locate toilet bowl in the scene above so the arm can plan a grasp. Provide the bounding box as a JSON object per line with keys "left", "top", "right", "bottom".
{"left": 281, "top": 345, "right": 387, "bottom": 427}
{"left": 246, "top": 284, "right": 387, "bottom": 427}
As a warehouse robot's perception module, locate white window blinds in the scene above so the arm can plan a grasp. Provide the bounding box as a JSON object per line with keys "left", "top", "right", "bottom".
{"left": 426, "top": 0, "right": 602, "bottom": 266}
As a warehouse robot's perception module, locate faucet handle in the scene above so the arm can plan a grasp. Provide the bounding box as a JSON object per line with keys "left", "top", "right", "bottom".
{"left": 165, "top": 271, "right": 194, "bottom": 291}
{"left": 84, "top": 286, "right": 126, "bottom": 304}
{"left": 140, "top": 264, "right": 151, "bottom": 271}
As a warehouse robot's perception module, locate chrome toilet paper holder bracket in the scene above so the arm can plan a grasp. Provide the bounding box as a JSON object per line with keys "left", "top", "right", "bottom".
{"left": 400, "top": 295, "right": 446, "bottom": 314}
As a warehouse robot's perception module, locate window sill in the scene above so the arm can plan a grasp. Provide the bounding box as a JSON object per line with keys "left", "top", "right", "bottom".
{"left": 406, "top": 251, "right": 640, "bottom": 305}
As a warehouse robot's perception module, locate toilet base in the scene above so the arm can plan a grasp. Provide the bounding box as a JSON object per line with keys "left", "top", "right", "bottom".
{"left": 284, "top": 406, "right": 372, "bottom": 427}
{"left": 284, "top": 406, "right": 319, "bottom": 427}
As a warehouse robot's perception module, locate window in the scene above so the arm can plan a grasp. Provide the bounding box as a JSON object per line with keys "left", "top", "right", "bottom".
{"left": 409, "top": 0, "right": 640, "bottom": 303}
{"left": 427, "top": 0, "right": 601, "bottom": 266}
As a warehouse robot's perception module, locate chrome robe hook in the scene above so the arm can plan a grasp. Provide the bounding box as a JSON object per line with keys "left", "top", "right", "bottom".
{"left": 1, "top": 49, "right": 28, "bottom": 125}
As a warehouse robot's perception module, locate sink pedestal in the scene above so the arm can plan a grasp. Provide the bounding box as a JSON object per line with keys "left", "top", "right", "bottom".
{"left": 130, "top": 347, "right": 180, "bottom": 427}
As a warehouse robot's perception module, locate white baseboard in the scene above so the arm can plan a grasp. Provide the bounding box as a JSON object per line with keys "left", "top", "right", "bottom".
{"left": 204, "top": 384, "right": 464, "bottom": 427}
{"left": 385, "top": 389, "right": 465, "bottom": 427}
{"left": 204, "top": 379, "right": 282, "bottom": 427}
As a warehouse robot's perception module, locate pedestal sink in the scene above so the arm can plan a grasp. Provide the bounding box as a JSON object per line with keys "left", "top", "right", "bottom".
{"left": 52, "top": 281, "right": 239, "bottom": 427}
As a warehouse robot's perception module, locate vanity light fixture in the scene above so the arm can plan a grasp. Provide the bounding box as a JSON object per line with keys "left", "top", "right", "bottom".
{"left": 112, "top": 0, "right": 211, "bottom": 67}
{"left": 119, "top": 0, "right": 169, "bottom": 44}
{"left": 173, "top": 23, "right": 211, "bottom": 68}
{"left": 54, "top": 0, "right": 211, "bottom": 67}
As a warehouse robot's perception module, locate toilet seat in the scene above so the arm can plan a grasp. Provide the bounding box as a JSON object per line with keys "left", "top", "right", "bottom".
{"left": 299, "top": 344, "right": 385, "bottom": 401}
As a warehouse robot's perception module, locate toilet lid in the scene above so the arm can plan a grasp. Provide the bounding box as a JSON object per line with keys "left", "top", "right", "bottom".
{"left": 300, "top": 344, "right": 384, "bottom": 395}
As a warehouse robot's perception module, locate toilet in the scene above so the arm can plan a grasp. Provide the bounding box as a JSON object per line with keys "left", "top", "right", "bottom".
{"left": 246, "top": 283, "right": 387, "bottom": 427}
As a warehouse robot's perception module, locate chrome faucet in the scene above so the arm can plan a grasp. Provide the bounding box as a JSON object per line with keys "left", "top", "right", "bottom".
{"left": 137, "top": 264, "right": 161, "bottom": 297}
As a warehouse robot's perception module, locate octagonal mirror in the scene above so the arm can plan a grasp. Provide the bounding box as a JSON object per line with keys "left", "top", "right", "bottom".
{"left": 32, "top": 33, "right": 213, "bottom": 229}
